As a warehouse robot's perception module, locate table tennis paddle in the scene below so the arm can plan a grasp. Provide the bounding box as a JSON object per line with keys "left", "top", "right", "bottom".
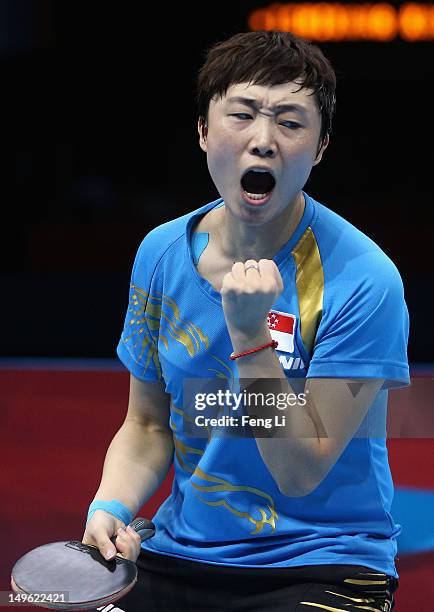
{"left": 11, "top": 517, "right": 155, "bottom": 610}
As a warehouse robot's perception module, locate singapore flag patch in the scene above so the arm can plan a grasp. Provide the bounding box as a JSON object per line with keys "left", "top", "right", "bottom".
{"left": 267, "top": 310, "right": 296, "bottom": 354}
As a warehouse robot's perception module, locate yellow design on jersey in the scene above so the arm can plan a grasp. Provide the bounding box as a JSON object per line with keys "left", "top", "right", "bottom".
{"left": 191, "top": 466, "right": 278, "bottom": 534}
{"left": 170, "top": 404, "right": 208, "bottom": 474}
{"left": 198, "top": 498, "right": 277, "bottom": 535}
{"left": 122, "top": 285, "right": 209, "bottom": 378}
{"left": 292, "top": 226, "right": 324, "bottom": 356}
{"left": 174, "top": 436, "right": 205, "bottom": 473}
{"left": 207, "top": 354, "right": 235, "bottom": 383}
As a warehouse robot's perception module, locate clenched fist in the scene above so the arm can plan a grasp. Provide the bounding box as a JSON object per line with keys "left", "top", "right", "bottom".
{"left": 221, "top": 259, "right": 284, "bottom": 337}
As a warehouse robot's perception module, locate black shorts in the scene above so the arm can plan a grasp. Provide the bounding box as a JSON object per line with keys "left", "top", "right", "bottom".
{"left": 98, "top": 549, "right": 399, "bottom": 612}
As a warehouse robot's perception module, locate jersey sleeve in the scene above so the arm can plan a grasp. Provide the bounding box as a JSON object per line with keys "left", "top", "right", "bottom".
{"left": 307, "top": 258, "right": 410, "bottom": 389}
{"left": 116, "top": 234, "right": 164, "bottom": 383}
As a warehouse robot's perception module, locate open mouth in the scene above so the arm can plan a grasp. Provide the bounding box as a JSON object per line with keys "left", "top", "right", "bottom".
{"left": 241, "top": 169, "right": 276, "bottom": 205}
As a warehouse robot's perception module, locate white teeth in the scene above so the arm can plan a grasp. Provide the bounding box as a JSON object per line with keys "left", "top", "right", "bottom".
{"left": 244, "top": 191, "right": 268, "bottom": 200}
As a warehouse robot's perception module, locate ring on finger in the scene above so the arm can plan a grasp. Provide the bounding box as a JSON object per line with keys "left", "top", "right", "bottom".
{"left": 245, "top": 263, "right": 259, "bottom": 272}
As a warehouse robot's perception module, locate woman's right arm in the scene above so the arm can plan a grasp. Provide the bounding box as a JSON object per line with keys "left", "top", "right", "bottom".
{"left": 82, "top": 374, "right": 173, "bottom": 560}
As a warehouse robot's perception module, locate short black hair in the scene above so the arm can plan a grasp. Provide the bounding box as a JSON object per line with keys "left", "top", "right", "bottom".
{"left": 197, "top": 31, "right": 336, "bottom": 152}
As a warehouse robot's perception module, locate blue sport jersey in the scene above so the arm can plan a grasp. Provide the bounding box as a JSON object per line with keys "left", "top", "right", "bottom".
{"left": 117, "top": 192, "right": 410, "bottom": 578}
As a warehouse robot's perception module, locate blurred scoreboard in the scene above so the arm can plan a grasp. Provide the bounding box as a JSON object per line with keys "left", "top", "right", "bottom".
{"left": 248, "top": 3, "right": 434, "bottom": 41}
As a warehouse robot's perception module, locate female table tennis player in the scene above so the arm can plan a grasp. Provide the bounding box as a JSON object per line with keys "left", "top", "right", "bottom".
{"left": 82, "top": 30, "right": 409, "bottom": 611}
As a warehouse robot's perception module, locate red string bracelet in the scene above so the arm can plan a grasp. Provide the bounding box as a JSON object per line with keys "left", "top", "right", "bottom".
{"left": 229, "top": 339, "right": 278, "bottom": 360}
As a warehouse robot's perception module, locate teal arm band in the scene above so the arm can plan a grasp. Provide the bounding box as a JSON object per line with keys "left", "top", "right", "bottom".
{"left": 86, "top": 499, "right": 133, "bottom": 526}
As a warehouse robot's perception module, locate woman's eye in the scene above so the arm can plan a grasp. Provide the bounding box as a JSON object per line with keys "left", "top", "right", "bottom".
{"left": 230, "top": 113, "right": 252, "bottom": 120}
{"left": 229, "top": 114, "right": 301, "bottom": 129}
{"left": 280, "top": 121, "right": 301, "bottom": 129}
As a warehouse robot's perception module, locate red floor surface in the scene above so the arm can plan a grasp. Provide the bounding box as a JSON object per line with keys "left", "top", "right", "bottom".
{"left": 1, "top": 369, "right": 433, "bottom": 611}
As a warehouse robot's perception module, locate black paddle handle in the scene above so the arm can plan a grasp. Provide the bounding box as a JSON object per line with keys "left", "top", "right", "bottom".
{"left": 110, "top": 517, "right": 155, "bottom": 544}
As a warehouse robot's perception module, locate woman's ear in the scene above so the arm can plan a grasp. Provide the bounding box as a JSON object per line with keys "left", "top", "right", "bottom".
{"left": 198, "top": 118, "right": 208, "bottom": 152}
{"left": 313, "top": 134, "right": 329, "bottom": 166}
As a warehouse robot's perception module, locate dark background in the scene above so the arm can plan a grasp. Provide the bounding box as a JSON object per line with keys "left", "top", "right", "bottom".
{"left": 1, "top": 0, "right": 433, "bottom": 361}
